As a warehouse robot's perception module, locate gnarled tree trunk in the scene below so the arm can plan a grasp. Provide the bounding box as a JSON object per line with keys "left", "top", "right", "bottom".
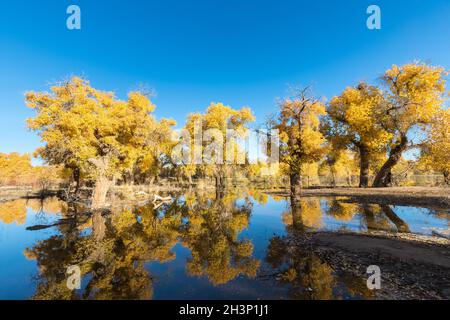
{"left": 215, "top": 165, "right": 226, "bottom": 199}
{"left": 443, "top": 170, "right": 450, "bottom": 186}
{"left": 92, "top": 210, "right": 106, "bottom": 241}
{"left": 91, "top": 173, "right": 112, "bottom": 209}
{"left": 290, "top": 172, "right": 302, "bottom": 200}
{"left": 215, "top": 174, "right": 225, "bottom": 199}
{"left": 73, "top": 167, "right": 81, "bottom": 194}
{"left": 89, "top": 156, "right": 112, "bottom": 210}
{"left": 373, "top": 135, "right": 408, "bottom": 187}
{"left": 330, "top": 167, "right": 336, "bottom": 187}
{"left": 359, "top": 146, "right": 370, "bottom": 188}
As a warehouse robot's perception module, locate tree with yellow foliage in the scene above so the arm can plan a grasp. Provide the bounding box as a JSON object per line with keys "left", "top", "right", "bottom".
{"left": 0, "top": 152, "right": 34, "bottom": 185}
{"left": 0, "top": 152, "right": 61, "bottom": 188}
{"left": 26, "top": 77, "right": 175, "bottom": 208}
{"left": 131, "top": 117, "right": 177, "bottom": 185}
{"left": 373, "top": 63, "right": 448, "bottom": 187}
{"left": 178, "top": 102, "right": 255, "bottom": 196}
{"left": 319, "top": 150, "right": 359, "bottom": 187}
{"left": 271, "top": 87, "right": 326, "bottom": 198}
{"left": 326, "top": 82, "right": 391, "bottom": 187}
{"left": 419, "top": 108, "right": 450, "bottom": 185}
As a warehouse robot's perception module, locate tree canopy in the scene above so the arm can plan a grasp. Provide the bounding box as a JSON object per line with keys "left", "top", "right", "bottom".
{"left": 26, "top": 77, "right": 175, "bottom": 207}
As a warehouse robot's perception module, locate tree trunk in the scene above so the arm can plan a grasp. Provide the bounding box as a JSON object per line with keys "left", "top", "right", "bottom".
{"left": 330, "top": 168, "right": 336, "bottom": 187}
{"left": 347, "top": 172, "right": 352, "bottom": 187}
{"left": 290, "top": 172, "right": 302, "bottom": 200}
{"left": 73, "top": 167, "right": 81, "bottom": 194}
{"left": 215, "top": 174, "right": 225, "bottom": 199}
{"left": 88, "top": 156, "right": 113, "bottom": 209}
{"left": 91, "top": 173, "right": 111, "bottom": 209}
{"left": 443, "top": 170, "right": 450, "bottom": 186}
{"left": 359, "top": 146, "right": 370, "bottom": 188}
{"left": 215, "top": 165, "right": 226, "bottom": 199}
{"left": 92, "top": 210, "right": 106, "bottom": 241}
{"left": 373, "top": 135, "right": 408, "bottom": 187}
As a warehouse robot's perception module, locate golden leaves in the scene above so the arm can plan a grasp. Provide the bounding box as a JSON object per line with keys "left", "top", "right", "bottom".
{"left": 25, "top": 77, "right": 176, "bottom": 184}
{"left": 328, "top": 82, "right": 391, "bottom": 152}
{"left": 276, "top": 89, "right": 327, "bottom": 173}
{"left": 420, "top": 108, "right": 450, "bottom": 173}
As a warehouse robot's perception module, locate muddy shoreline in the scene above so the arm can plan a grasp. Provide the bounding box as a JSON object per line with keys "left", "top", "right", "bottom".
{"left": 0, "top": 187, "right": 40, "bottom": 203}
{"left": 285, "top": 230, "right": 450, "bottom": 299}
{"left": 266, "top": 187, "right": 450, "bottom": 208}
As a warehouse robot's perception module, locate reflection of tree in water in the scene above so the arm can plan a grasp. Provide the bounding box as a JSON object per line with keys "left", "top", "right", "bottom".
{"left": 24, "top": 200, "right": 184, "bottom": 300}
{"left": 0, "top": 197, "right": 73, "bottom": 226}
{"left": 325, "top": 198, "right": 411, "bottom": 233}
{"left": 180, "top": 190, "right": 260, "bottom": 285}
{"left": 26, "top": 197, "right": 69, "bottom": 216}
{"left": 325, "top": 199, "right": 359, "bottom": 222}
{"left": 265, "top": 198, "right": 374, "bottom": 300}
{"left": 282, "top": 197, "right": 323, "bottom": 230}
{"left": 0, "top": 199, "right": 27, "bottom": 225}
{"left": 24, "top": 189, "right": 261, "bottom": 298}
{"left": 266, "top": 236, "right": 336, "bottom": 299}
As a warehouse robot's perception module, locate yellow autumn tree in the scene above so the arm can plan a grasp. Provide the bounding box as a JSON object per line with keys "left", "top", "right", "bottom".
{"left": 373, "top": 62, "right": 448, "bottom": 187}
{"left": 176, "top": 102, "right": 255, "bottom": 196}
{"left": 326, "top": 82, "right": 391, "bottom": 187}
{"left": 26, "top": 77, "right": 174, "bottom": 208}
{"left": 420, "top": 108, "right": 450, "bottom": 185}
{"left": 319, "top": 150, "right": 359, "bottom": 187}
{"left": 272, "top": 87, "right": 326, "bottom": 198}
{"left": 130, "top": 117, "right": 177, "bottom": 185}
{"left": 0, "top": 152, "right": 34, "bottom": 185}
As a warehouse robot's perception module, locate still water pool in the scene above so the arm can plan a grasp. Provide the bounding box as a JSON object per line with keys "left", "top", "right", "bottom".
{"left": 0, "top": 191, "right": 448, "bottom": 300}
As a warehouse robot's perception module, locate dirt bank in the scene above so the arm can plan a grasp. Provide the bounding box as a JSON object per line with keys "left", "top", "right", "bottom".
{"left": 291, "top": 230, "right": 450, "bottom": 299}
{"left": 267, "top": 187, "right": 450, "bottom": 208}
{"left": 0, "top": 186, "right": 36, "bottom": 203}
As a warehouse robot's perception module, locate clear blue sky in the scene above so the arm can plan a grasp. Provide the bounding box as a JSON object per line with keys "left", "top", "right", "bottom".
{"left": 1, "top": 0, "right": 449, "bottom": 159}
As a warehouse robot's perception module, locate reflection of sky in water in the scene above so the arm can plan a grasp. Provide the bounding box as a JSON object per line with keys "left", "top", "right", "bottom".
{"left": 393, "top": 206, "right": 449, "bottom": 235}
{"left": 0, "top": 206, "right": 61, "bottom": 300}
{"left": 317, "top": 200, "right": 449, "bottom": 235}
{"left": 0, "top": 195, "right": 448, "bottom": 299}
